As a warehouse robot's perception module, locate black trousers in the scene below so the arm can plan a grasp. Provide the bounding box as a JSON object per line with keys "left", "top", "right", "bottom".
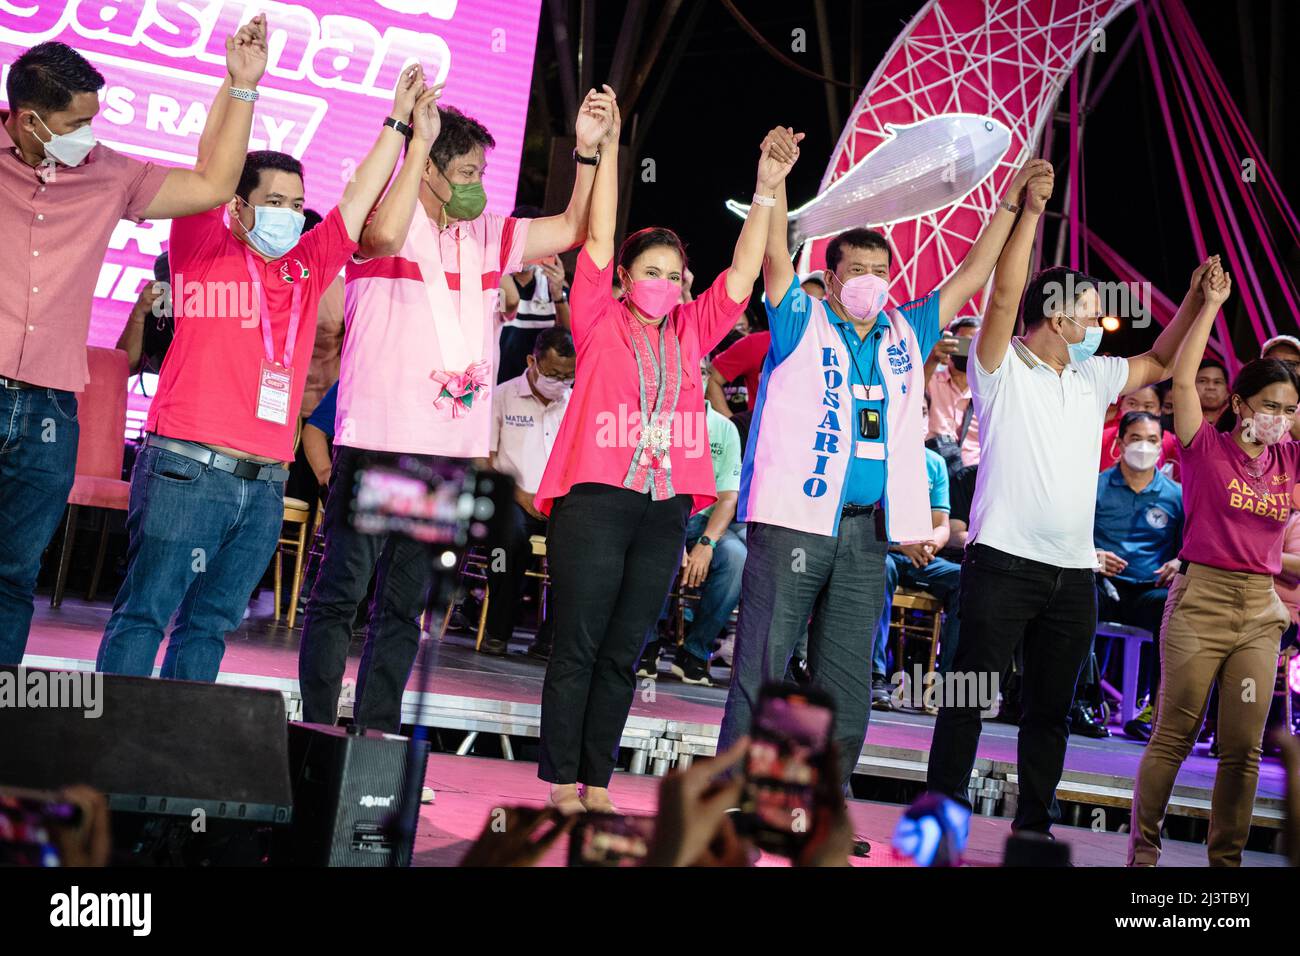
{"left": 926, "top": 544, "right": 1097, "bottom": 832}
{"left": 538, "top": 483, "right": 690, "bottom": 785}
{"left": 484, "top": 501, "right": 549, "bottom": 644}
{"left": 297, "top": 445, "right": 435, "bottom": 733}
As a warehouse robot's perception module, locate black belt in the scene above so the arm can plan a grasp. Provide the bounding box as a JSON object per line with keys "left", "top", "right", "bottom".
{"left": 145, "top": 434, "right": 289, "bottom": 482}
{"left": 0, "top": 376, "right": 37, "bottom": 390}
{"left": 841, "top": 502, "right": 878, "bottom": 518}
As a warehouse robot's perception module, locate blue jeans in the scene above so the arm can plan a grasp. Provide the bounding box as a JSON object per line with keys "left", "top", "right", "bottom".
{"left": 681, "top": 516, "right": 746, "bottom": 660}
{"left": 872, "top": 551, "right": 962, "bottom": 678}
{"left": 0, "top": 386, "right": 79, "bottom": 663}
{"left": 96, "top": 444, "right": 284, "bottom": 681}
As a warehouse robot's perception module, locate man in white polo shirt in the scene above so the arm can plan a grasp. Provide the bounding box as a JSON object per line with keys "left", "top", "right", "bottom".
{"left": 480, "top": 326, "right": 574, "bottom": 657}
{"left": 924, "top": 163, "right": 1215, "bottom": 835}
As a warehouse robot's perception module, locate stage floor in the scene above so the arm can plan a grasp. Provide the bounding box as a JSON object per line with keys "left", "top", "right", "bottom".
{"left": 24, "top": 594, "right": 1292, "bottom": 861}
{"left": 411, "top": 752, "right": 1286, "bottom": 867}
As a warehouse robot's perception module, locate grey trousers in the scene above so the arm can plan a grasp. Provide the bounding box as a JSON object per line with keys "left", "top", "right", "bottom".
{"left": 718, "top": 512, "right": 888, "bottom": 790}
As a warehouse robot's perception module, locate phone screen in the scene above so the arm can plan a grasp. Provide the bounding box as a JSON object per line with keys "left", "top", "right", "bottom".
{"left": 0, "top": 792, "right": 79, "bottom": 867}
{"left": 737, "top": 686, "right": 835, "bottom": 856}
{"left": 567, "top": 814, "right": 655, "bottom": 867}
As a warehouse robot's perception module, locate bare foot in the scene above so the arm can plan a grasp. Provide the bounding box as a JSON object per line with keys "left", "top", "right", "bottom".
{"left": 548, "top": 783, "right": 586, "bottom": 815}
{"left": 580, "top": 785, "right": 619, "bottom": 814}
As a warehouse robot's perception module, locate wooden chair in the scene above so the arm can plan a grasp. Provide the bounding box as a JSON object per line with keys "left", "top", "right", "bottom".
{"left": 888, "top": 587, "right": 944, "bottom": 711}
{"left": 51, "top": 347, "right": 131, "bottom": 607}
{"left": 272, "top": 495, "right": 314, "bottom": 629}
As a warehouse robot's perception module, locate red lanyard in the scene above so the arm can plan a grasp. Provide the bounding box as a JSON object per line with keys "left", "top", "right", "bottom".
{"left": 244, "top": 249, "right": 303, "bottom": 368}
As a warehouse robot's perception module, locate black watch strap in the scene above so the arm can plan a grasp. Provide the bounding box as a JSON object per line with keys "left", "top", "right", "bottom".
{"left": 384, "top": 116, "right": 413, "bottom": 138}
{"left": 573, "top": 148, "right": 599, "bottom": 166}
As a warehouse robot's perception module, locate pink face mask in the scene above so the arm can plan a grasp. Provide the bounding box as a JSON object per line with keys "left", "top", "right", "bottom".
{"left": 834, "top": 273, "right": 890, "bottom": 320}
{"left": 1242, "top": 404, "right": 1292, "bottom": 445}
{"left": 626, "top": 278, "right": 681, "bottom": 320}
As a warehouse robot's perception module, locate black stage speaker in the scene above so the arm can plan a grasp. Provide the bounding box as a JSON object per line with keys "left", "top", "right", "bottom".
{"left": 286, "top": 722, "right": 428, "bottom": 867}
{"left": 0, "top": 667, "right": 293, "bottom": 865}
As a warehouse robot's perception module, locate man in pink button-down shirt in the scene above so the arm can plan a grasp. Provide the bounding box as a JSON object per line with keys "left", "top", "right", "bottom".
{"left": 0, "top": 22, "right": 270, "bottom": 662}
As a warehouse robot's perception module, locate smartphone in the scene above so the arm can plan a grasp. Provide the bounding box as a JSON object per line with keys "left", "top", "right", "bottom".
{"left": 735, "top": 683, "right": 836, "bottom": 857}
{"left": 951, "top": 335, "right": 972, "bottom": 358}
{"left": 567, "top": 814, "right": 655, "bottom": 867}
{"left": 0, "top": 787, "right": 83, "bottom": 867}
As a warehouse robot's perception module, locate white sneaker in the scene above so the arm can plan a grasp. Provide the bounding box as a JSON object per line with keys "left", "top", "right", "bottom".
{"left": 420, "top": 786, "right": 436, "bottom": 804}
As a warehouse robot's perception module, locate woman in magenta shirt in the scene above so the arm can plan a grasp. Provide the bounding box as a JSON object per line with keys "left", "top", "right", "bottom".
{"left": 533, "top": 91, "right": 796, "bottom": 813}
{"left": 1129, "top": 260, "right": 1299, "bottom": 866}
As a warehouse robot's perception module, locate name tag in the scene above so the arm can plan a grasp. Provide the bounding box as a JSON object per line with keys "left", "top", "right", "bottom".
{"left": 256, "top": 360, "right": 293, "bottom": 425}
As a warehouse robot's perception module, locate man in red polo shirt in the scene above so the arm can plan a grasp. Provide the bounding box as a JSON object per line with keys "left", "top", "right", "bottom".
{"left": 95, "top": 66, "right": 443, "bottom": 681}
{"left": 0, "top": 21, "right": 273, "bottom": 664}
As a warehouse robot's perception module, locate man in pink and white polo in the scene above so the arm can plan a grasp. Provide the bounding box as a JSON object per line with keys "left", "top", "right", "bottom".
{"left": 298, "top": 92, "right": 614, "bottom": 733}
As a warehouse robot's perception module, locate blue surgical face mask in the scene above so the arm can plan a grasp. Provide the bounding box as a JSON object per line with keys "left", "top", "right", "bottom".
{"left": 1060, "top": 316, "right": 1102, "bottom": 364}
{"left": 236, "top": 197, "right": 305, "bottom": 259}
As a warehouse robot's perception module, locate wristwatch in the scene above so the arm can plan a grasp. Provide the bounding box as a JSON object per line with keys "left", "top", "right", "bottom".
{"left": 999, "top": 199, "right": 1021, "bottom": 214}
{"left": 698, "top": 536, "right": 716, "bottom": 549}
{"left": 384, "top": 116, "right": 413, "bottom": 138}
{"left": 573, "top": 148, "right": 600, "bottom": 166}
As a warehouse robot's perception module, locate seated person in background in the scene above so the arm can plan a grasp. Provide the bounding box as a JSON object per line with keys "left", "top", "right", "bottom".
{"left": 299, "top": 208, "right": 346, "bottom": 420}
{"left": 115, "top": 252, "right": 174, "bottom": 377}
{"left": 1092, "top": 410, "right": 1184, "bottom": 742}
{"left": 480, "top": 327, "right": 575, "bottom": 657}
{"left": 638, "top": 391, "right": 746, "bottom": 686}
{"left": 925, "top": 315, "right": 981, "bottom": 468}
{"left": 872, "top": 404, "right": 960, "bottom": 709}
{"left": 1195, "top": 357, "right": 1230, "bottom": 426}
{"left": 800, "top": 271, "right": 826, "bottom": 299}
{"left": 497, "top": 204, "right": 571, "bottom": 384}
{"left": 1261, "top": 334, "right": 1300, "bottom": 371}
{"left": 1099, "top": 385, "right": 1181, "bottom": 475}
{"left": 1261, "top": 336, "right": 1300, "bottom": 441}
{"left": 302, "top": 380, "right": 337, "bottom": 489}
{"left": 706, "top": 319, "right": 768, "bottom": 421}
{"left": 941, "top": 463, "right": 977, "bottom": 565}
{"left": 1273, "top": 509, "right": 1300, "bottom": 646}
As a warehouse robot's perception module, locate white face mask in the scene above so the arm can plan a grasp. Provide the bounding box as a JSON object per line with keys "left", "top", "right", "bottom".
{"left": 33, "top": 113, "right": 96, "bottom": 167}
{"left": 1122, "top": 441, "right": 1161, "bottom": 471}
{"left": 531, "top": 370, "right": 571, "bottom": 401}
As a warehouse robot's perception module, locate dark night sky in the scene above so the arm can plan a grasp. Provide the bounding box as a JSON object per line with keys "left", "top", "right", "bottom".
{"left": 514, "top": 0, "right": 1298, "bottom": 359}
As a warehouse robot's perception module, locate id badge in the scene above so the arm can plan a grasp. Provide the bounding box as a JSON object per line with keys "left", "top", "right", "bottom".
{"left": 859, "top": 407, "right": 881, "bottom": 440}
{"left": 256, "top": 360, "right": 293, "bottom": 425}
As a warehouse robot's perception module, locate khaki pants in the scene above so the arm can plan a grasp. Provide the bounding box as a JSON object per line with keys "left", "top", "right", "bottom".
{"left": 1128, "top": 562, "right": 1286, "bottom": 866}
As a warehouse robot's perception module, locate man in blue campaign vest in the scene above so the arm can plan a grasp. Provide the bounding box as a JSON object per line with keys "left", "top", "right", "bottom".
{"left": 718, "top": 128, "right": 1046, "bottom": 789}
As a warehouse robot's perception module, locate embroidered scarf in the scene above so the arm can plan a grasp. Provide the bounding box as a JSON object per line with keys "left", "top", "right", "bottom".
{"left": 622, "top": 310, "right": 683, "bottom": 500}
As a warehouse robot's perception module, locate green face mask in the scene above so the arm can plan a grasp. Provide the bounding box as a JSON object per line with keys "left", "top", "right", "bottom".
{"left": 444, "top": 181, "right": 487, "bottom": 221}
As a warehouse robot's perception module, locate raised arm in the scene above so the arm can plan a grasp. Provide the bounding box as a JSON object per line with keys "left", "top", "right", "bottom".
{"left": 582, "top": 89, "right": 620, "bottom": 269}
{"left": 1171, "top": 262, "right": 1232, "bottom": 446}
{"left": 1123, "top": 255, "right": 1219, "bottom": 393}
{"left": 974, "top": 165, "right": 1054, "bottom": 373}
{"left": 726, "top": 129, "right": 800, "bottom": 303}
{"left": 937, "top": 159, "right": 1048, "bottom": 328}
{"left": 760, "top": 127, "right": 804, "bottom": 306}
{"left": 521, "top": 89, "right": 608, "bottom": 261}
{"left": 351, "top": 66, "right": 436, "bottom": 254}
{"left": 142, "top": 16, "right": 267, "bottom": 219}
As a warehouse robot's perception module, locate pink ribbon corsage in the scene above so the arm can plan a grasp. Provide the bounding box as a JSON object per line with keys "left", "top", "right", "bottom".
{"left": 430, "top": 360, "right": 489, "bottom": 418}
